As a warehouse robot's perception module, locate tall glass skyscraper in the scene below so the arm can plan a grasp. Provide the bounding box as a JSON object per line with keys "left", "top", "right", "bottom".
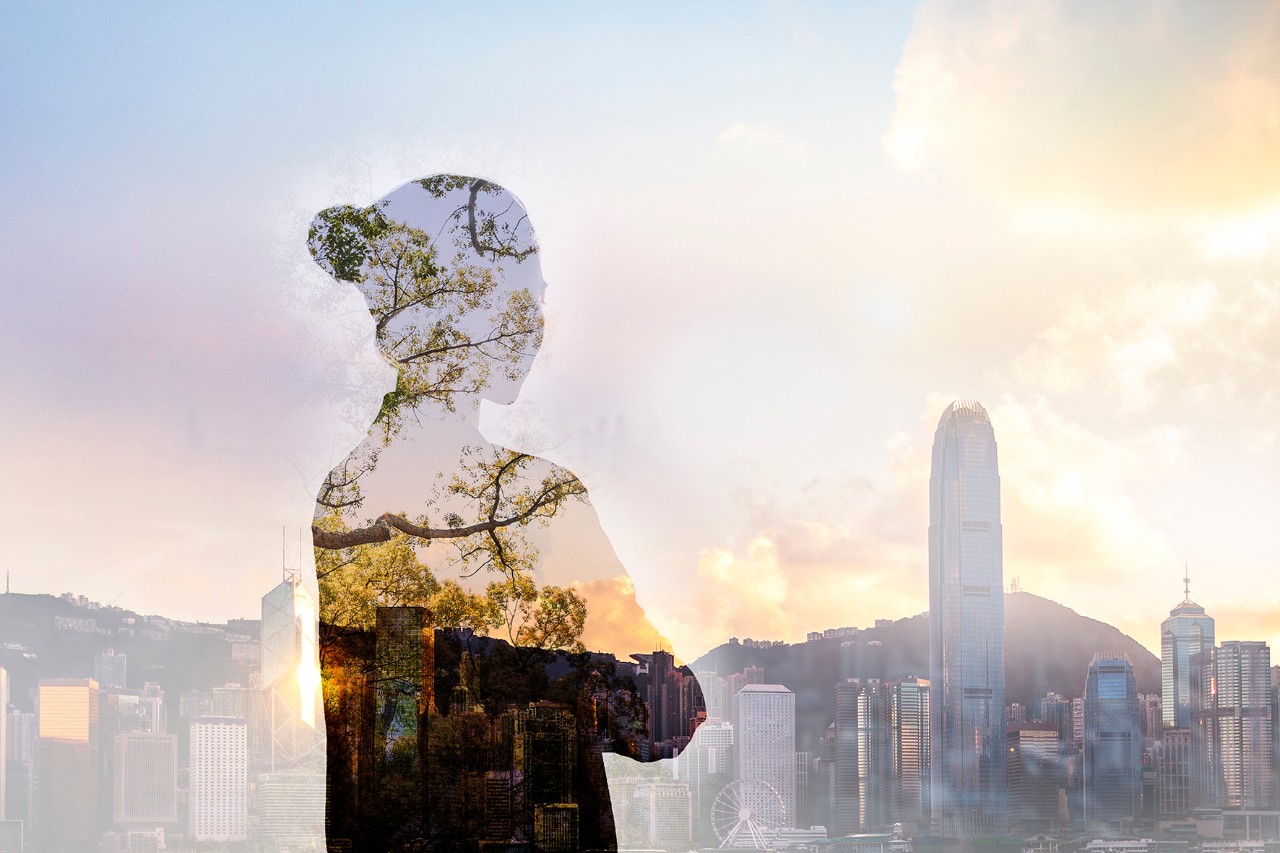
{"left": 1161, "top": 573, "right": 1215, "bottom": 728}
{"left": 1083, "top": 654, "right": 1141, "bottom": 827}
{"left": 928, "top": 400, "right": 1006, "bottom": 837}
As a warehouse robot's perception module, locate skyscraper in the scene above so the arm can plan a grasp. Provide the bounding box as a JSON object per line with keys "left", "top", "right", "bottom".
{"left": 1083, "top": 654, "right": 1140, "bottom": 827}
{"left": 1161, "top": 570, "right": 1215, "bottom": 728}
{"left": 928, "top": 400, "right": 1006, "bottom": 837}
{"left": 261, "top": 568, "right": 322, "bottom": 772}
{"left": 113, "top": 731, "right": 177, "bottom": 824}
{"left": 36, "top": 678, "right": 100, "bottom": 849}
{"left": 734, "top": 684, "right": 796, "bottom": 830}
{"left": 1007, "top": 724, "right": 1060, "bottom": 830}
{"left": 892, "top": 676, "right": 930, "bottom": 830}
{"left": 1191, "top": 641, "right": 1273, "bottom": 809}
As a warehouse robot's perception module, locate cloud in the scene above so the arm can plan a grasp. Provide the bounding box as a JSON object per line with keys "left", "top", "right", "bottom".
{"left": 885, "top": 1, "right": 1280, "bottom": 217}
{"left": 573, "top": 575, "right": 673, "bottom": 659}
{"left": 716, "top": 122, "right": 809, "bottom": 157}
{"left": 1014, "top": 279, "right": 1280, "bottom": 418}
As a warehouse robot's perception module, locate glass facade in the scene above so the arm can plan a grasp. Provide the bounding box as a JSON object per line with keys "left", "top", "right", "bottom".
{"left": 1161, "top": 592, "right": 1215, "bottom": 729}
{"left": 928, "top": 400, "right": 1006, "bottom": 837}
{"left": 1084, "top": 654, "right": 1141, "bottom": 827}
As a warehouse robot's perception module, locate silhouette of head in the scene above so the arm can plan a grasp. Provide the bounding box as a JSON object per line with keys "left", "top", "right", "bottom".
{"left": 308, "top": 175, "right": 544, "bottom": 423}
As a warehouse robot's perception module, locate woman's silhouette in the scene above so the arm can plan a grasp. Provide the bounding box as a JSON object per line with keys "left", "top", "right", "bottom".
{"left": 308, "top": 176, "right": 646, "bottom": 850}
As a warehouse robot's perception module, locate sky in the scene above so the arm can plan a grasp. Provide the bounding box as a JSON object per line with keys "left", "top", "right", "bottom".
{"left": 3, "top": 1, "right": 1280, "bottom": 664}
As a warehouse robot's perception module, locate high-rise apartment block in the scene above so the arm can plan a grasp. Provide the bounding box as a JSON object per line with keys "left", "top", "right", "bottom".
{"left": 928, "top": 400, "right": 1006, "bottom": 837}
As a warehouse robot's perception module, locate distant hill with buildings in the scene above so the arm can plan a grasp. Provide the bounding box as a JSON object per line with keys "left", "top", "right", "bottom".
{"left": 689, "top": 591, "right": 1160, "bottom": 754}
{"left": 0, "top": 592, "right": 259, "bottom": 707}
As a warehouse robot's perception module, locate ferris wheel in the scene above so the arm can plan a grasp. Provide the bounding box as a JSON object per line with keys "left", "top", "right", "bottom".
{"left": 710, "top": 779, "right": 785, "bottom": 849}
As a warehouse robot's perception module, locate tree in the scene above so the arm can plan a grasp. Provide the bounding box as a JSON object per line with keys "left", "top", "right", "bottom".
{"left": 309, "top": 176, "right": 588, "bottom": 653}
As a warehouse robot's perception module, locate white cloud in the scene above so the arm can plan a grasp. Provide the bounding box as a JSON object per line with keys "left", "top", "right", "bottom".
{"left": 716, "top": 122, "right": 809, "bottom": 157}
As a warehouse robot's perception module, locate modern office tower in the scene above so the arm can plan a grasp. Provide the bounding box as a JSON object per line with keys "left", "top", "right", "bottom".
{"left": 1083, "top": 654, "right": 1141, "bottom": 827}
{"left": 36, "top": 679, "right": 97, "bottom": 846}
{"left": 1156, "top": 728, "right": 1193, "bottom": 817}
{"left": 674, "top": 718, "right": 733, "bottom": 835}
{"left": 796, "top": 751, "right": 815, "bottom": 830}
{"left": 727, "top": 666, "right": 766, "bottom": 706}
{"left": 374, "top": 605, "right": 435, "bottom": 757}
{"left": 1138, "top": 694, "right": 1162, "bottom": 743}
{"left": 534, "top": 802, "right": 581, "bottom": 853}
{"left": 513, "top": 702, "right": 577, "bottom": 813}
{"left": 893, "top": 677, "right": 930, "bottom": 830}
{"left": 140, "top": 682, "right": 167, "bottom": 735}
{"left": 261, "top": 567, "right": 323, "bottom": 772}
{"left": 1161, "top": 570, "right": 1215, "bottom": 728}
{"left": 855, "top": 680, "right": 893, "bottom": 830}
{"left": 188, "top": 717, "right": 248, "bottom": 842}
{"left": 1040, "top": 693, "right": 1072, "bottom": 744}
{"left": 95, "top": 648, "right": 128, "bottom": 690}
{"left": 113, "top": 732, "right": 177, "bottom": 824}
{"left": 625, "top": 782, "right": 692, "bottom": 851}
{"left": 36, "top": 678, "right": 100, "bottom": 849}
{"left": 648, "top": 650, "right": 676, "bottom": 745}
{"left": 1191, "top": 641, "right": 1273, "bottom": 809}
{"left": 928, "top": 400, "right": 1007, "bottom": 837}
{"left": 734, "top": 684, "right": 797, "bottom": 829}
{"left": 698, "top": 672, "right": 728, "bottom": 721}
{"left": 832, "top": 681, "right": 859, "bottom": 837}
{"left": 6, "top": 709, "right": 34, "bottom": 829}
{"left": 1007, "top": 724, "right": 1060, "bottom": 831}
{"left": 253, "top": 772, "right": 326, "bottom": 844}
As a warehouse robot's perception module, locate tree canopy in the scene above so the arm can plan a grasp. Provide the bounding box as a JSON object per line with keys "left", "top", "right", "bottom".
{"left": 309, "top": 176, "right": 588, "bottom": 653}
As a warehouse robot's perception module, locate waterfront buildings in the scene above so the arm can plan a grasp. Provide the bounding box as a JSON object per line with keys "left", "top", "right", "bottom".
{"left": 928, "top": 399, "right": 1007, "bottom": 837}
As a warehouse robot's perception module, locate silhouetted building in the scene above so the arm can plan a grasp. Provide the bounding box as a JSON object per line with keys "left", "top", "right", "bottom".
{"left": 928, "top": 400, "right": 1007, "bottom": 837}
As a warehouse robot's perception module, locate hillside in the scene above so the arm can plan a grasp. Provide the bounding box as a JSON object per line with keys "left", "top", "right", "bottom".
{"left": 690, "top": 591, "right": 1160, "bottom": 752}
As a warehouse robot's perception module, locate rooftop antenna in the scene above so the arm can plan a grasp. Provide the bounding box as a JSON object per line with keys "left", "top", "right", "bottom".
{"left": 1184, "top": 563, "right": 1190, "bottom": 600}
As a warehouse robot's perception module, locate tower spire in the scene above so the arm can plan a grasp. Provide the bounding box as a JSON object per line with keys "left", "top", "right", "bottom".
{"left": 1183, "top": 563, "right": 1190, "bottom": 601}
